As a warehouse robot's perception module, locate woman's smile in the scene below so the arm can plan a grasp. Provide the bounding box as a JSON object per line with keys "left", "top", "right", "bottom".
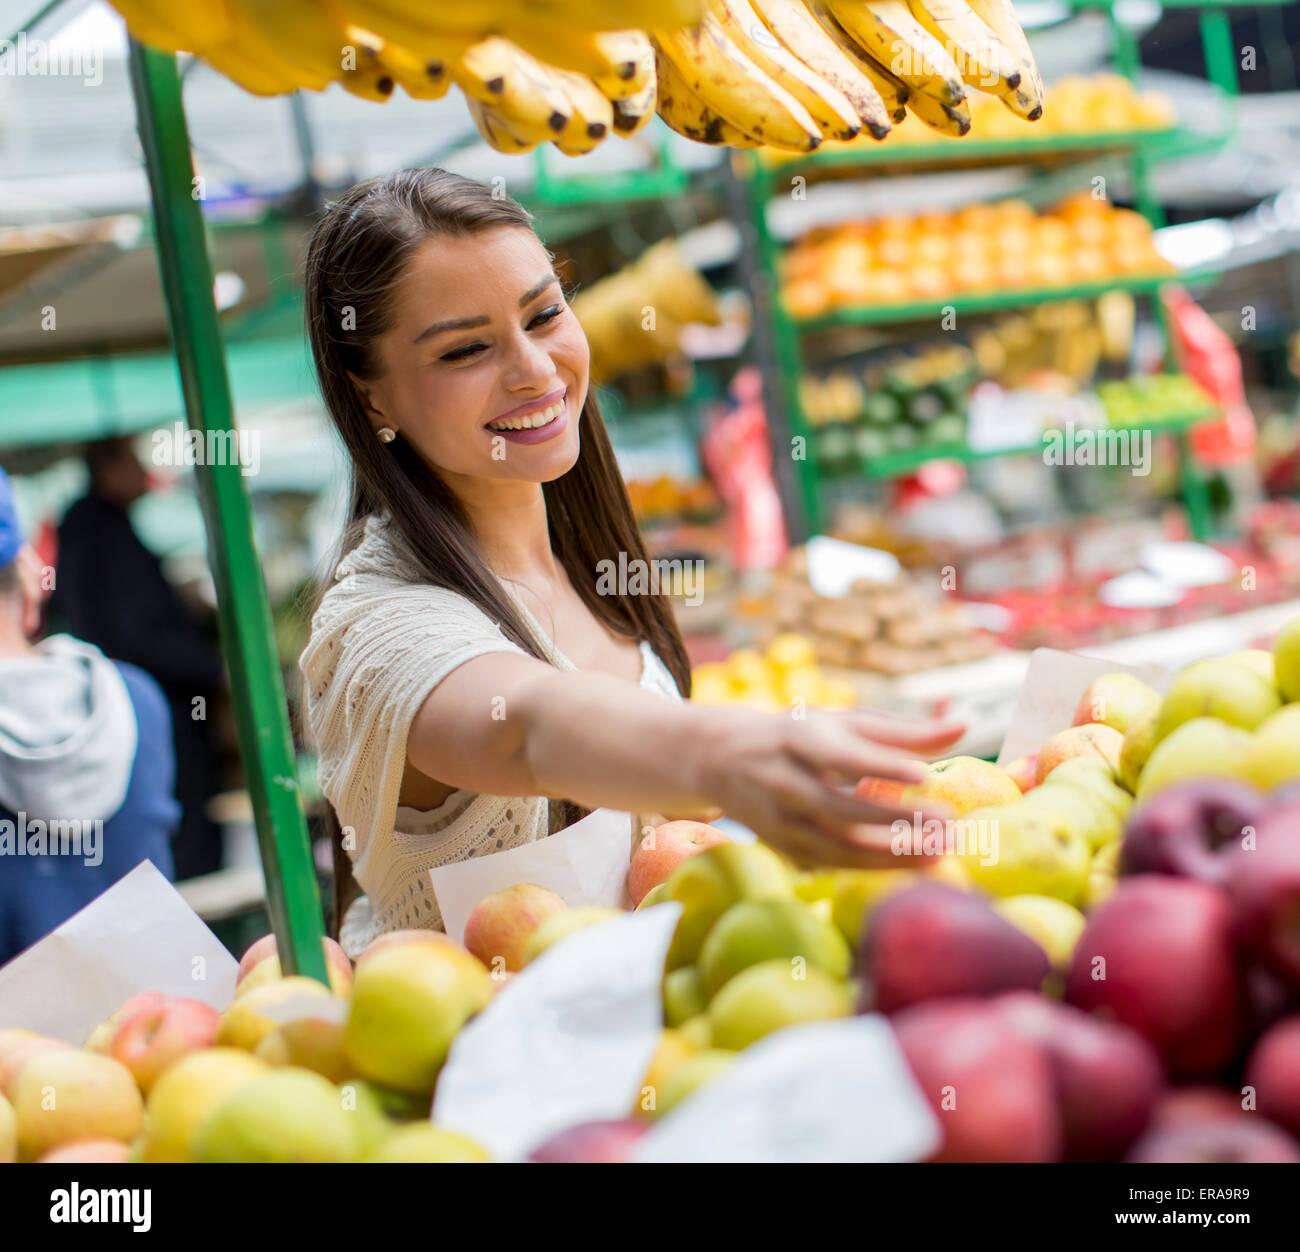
{"left": 486, "top": 387, "right": 569, "bottom": 443}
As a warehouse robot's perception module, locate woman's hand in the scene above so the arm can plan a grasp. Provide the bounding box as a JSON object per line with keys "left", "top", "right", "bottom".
{"left": 688, "top": 705, "right": 965, "bottom": 869}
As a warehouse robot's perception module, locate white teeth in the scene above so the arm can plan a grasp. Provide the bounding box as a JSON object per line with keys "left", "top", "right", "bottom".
{"left": 489, "top": 400, "right": 564, "bottom": 432}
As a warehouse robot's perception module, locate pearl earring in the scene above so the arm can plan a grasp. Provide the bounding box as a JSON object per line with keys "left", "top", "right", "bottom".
{"left": 377, "top": 427, "right": 396, "bottom": 443}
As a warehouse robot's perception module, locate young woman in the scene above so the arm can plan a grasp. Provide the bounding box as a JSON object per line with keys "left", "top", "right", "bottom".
{"left": 300, "top": 168, "right": 960, "bottom": 957}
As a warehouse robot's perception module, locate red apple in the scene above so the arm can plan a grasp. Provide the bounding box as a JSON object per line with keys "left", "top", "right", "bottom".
{"left": 0, "top": 1029, "right": 73, "bottom": 1098}
{"left": 1124, "top": 1117, "right": 1300, "bottom": 1163}
{"left": 1244, "top": 1015, "right": 1300, "bottom": 1139}
{"left": 110, "top": 996, "right": 220, "bottom": 1093}
{"left": 628, "top": 822, "right": 730, "bottom": 907}
{"left": 1226, "top": 834, "right": 1300, "bottom": 987}
{"left": 1037, "top": 724, "right": 1124, "bottom": 785}
{"left": 891, "top": 998, "right": 1063, "bottom": 1163}
{"left": 37, "top": 1139, "right": 131, "bottom": 1164}
{"left": 1065, "top": 876, "right": 1244, "bottom": 1078}
{"left": 858, "top": 882, "right": 1050, "bottom": 1014}
{"left": 235, "top": 934, "right": 353, "bottom": 993}
{"left": 354, "top": 929, "right": 479, "bottom": 968}
{"left": 463, "top": 883, "right": 568, "bottom": 972}
{"left": 85, "top": 992, "right": 170, "bottom": 1054}
{"left": 993, "top": 991, "right": 1164, "bottom": 1162}
{"left": 1004, "top": 755, "right": 1038, "bottom": 794}
{"left": 527, "top": 1118, "right": 652, "bottom": 1163}
{"left": 1152, "top": 1086, "right": 1246, "bottom": 1127}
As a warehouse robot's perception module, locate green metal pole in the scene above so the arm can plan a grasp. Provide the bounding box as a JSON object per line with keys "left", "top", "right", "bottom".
{"left": 126, "top": 39, "right": 328, "bottom": 985}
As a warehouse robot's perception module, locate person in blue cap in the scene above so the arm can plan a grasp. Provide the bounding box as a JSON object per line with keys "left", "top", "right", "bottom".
{"left": 0, "top": 467, "right": 180, "bottom": 966}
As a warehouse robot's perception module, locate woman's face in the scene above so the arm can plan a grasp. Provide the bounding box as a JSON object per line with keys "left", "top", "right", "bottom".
{"left": 354, "top": 226, "right": 589, "bottom": 487}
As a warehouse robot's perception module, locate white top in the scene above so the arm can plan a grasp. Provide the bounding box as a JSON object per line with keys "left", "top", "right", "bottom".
{"left": 300, "top": 515, "right": 683, "bottom": 958}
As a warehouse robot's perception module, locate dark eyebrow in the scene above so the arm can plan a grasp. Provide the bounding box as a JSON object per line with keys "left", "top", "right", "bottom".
{"left": 411, "top": 276, "right": 558, "bottom": 345}
{"left": 519, "top": 275, "right": 558, "bottom": 307}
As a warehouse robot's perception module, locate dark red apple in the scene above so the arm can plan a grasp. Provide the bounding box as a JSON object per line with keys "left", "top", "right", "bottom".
{"left": 858, "top": 882, "right": 1050, "bottom": 1014}
{"left": 1226, "top": 835, "right": 1300, "bottom": 987}
{"left": 527, "top": 1119, "right": 651, "bottom": 1163}
{"left": 891, "top": 998, "right": 1063, "bottom": 1163}
{"left": 1152, "top": 1086, "right": 1247, "bottom": 1127}
{"left": 1124, "top": 1117, "right": 1300, "bottom": 1162}
{"left": 994, "top": 991, "right": 1164, "bottom": 1162}
{"left": 1243, "top": 961, "right": 1300, "bottom": 1039}
{"left": 1120, "top": 778, "right": 1267, "bottom": 885}
{"left": 1065, "top": 876, "right": 1244, "bottom": 1078}
{"left": 1244, "top": 1015, "right": 1300, "bottom": 1139}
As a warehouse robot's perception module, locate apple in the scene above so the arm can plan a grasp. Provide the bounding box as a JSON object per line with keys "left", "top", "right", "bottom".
{"left": 236, "top": 933, "right": 353, "bottom": 992}
{"left": 636, "top": 1029, "right": 696, "bottom": 1117}
{"left": 1124, "top": 1117, "right": 1300, "bottom": 1163}
{"left": 84, "top": 992, "right": 169, "bottom": 1054}
{"left": 354, "top": 928, "right": 481, "bottom": 968}
{"left": 661, "top": 842, "right": 793, "bottom": 971}
{"left": 891, "top": 998, "right": 1063, "bottom": 1162}
{"left": 1243, "top": 961, "right": 1299, "bottom": 1038}
{"left": 343, "top": 941, "right": 493, "bottom": 1094}
{"left": 36, "top": 1139, "right": 131, "bottom": 1164}
{"left": 1152, "top": 1086, "right": 1246, "bottom": 1127}
{"left": 364, "top": 1123, "right": 491, "bottom": 1162}
{"left": 1020, "top": 779, "right": 1123, "bottom": 852}
{"left": 11, "top": 1051, "right": 144, "bottom": 1162}
{"left": 698, "top": 898, "right": 851, "bottom": 997}
{"left": 216, "top": 975, "right": 335, "bottom": 1052}
{"left": 1004, "top": 755, "right": 1038, "bottom": 794}
{"left": 994, "top": 991, "right": 1163, "bottom": 1162}
{"left": 1244, "top": 1016, "right": 1300, "bottom": 1139}
{"left": 1065, "top": 876, "right": 1244, "bottom": 1078}
{"left": 235, "top": 946, "right": 352, "bottom": 999}
{"left": 1118, "top": 710, "right": 1159, "bottom": 794}
{"left": 527, "top": 1118, "right": 653, "bottom": 1162}
{"left": 1273, "top": 615, "right": 1300, "bottom": 702}
{"left": 1230, "top": 648, "right": 1276, "bottom": 687}
{"left": 109, "top": 996, "right": 220, "bottom": 1093}
{"left": 0, "top": 1092, "right": 14, "bottom": 1164}
{"left": 636, "top": 882, "right": 670, "bottom": 910}
{"left": 463, "top": 883, "right": 568, "bottom": 972}
{"left": 1035, "top": 724, "right": 1124, "bottom": 785}
{"left": 859, "top": 882, "right": 1049, "bottom": 1012}
{"left": 1135, "top": 717, "right": 1252, "bottom": 801}
{"left": 254, "top": 1016, "right": 354, "bottom": 1083}
{"left": 1041, "top": 756, "right": 1134, "bottom": 825}
{"left": 1086, "top": 841, "right": 1120, "bottom": 910}
{"left": 1239, "top": 705, "right": 1300, "bottom": 792}
{"left": 138, "top": 1047, "right": 268, "bottom": 1162}
{"left": 856, "top": 756, "right": 1020, "bottom": 818}
{"left": 1154, "top": 657, "right": 1282, "bottom": 742}
{"left": 1226, "top": 832, "right": 1300, "bottom": 985}
{"left": 663, "top": 965, "right": 708, "bottom": 1027}
{"left": 707, "top": 958, "right": 850, "bottom": 1050}
{"left": 1073, "top": 673, "right": 1161, "bottom": 736}
{"left": 522, "top": 906, "right": 623, "bottom": 966}
{"left": 677, "top": 1014, "right": 713, "bottom": 1050}
{"left": 992, "top": 896, "right": 1086, "bottom": 969}
{"left": 0, "top": 1029, "right": 73, "bottom": 1098}
{"left": 959, "top": 803, "right": 1092, "bottom": 906}
{"left": 629, "top": 821, "right": 730, "bottom": 907}
{"left": 1120, "top": 777, "right": 1268, "bottom": 885}
{"left": 829, "top": 869, "right": 920, "bottom": 947}
{"left": 653, "top": 1049, "right": 736, "bottom": 1118}
{"left": 192, "top": 1068, "right": 362, "bottom": 1163}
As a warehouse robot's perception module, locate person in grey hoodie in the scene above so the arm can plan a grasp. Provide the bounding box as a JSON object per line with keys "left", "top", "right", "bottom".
{"left": 0, "top": 468, "right": 179, "bottom": 966}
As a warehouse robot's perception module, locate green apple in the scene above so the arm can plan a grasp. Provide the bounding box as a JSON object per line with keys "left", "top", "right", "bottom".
{"left": 663, "top": 966, "right": 708, "bottom": 1027}
{"left": 636, "top": 882, "right": 670, "bottom": 910}
{"left": 1238, "top": 704, "right": 1300, "bottom": 791}
{"left": 830, "top": 869, "right": 920, "bottom": 947}
{"left": 1154, "top": 658, "right": 1282, "bottom": 742}
{"left": 960, "top": 803, "right": 1091, "bottom": 907}
{"left": 699, "top": 899, "right": 851, "bottom": 998}
{"left": 1136, "top": 717, "right": 1252, "bottom": 801}
{"left": 1086, "top": 841, "right": 1121, "bottom": 910}
{"left": 1274, "top": 616, "right": 1300, "bottom": 703}
{"left": 655, "top": 1050, "right": 736, "bottom": 1118}
{"left": 140, "top": 1047, "right": 268, "bottom": 1163}
{"left": 522, "top": 906, "right": 623, "bottom": 965}
{"left": 337, "top": 1080, "right": 398, "bottom": 1158}
{"left": 661, "top": 843, "right": 793, "bottom": 971}
{"left": 707, "top": 959, "right": 851, "bottom": 1051}
{"left": 1230, "top": 649, "right": 1276, "bottom": 688}
{"left": 1020, "top": 781, "right": 1123, "bottom": 851}
{"left": 992, "top": 895, "right": 1086, "bottom": 968}
{"left": 363, "top": 1123, "right": 490, "bottom": 1162}
{"left": 1040, "top": 758, "right": 1134, "bottom": 824}
{"left": 1119, "top": 709, "right": 1159, "bottom": 794}
{"left": 1072, "top": 672, "right": 1161, "bottom": 735}
{"left": 677, "top": 1015, "right": 713, "bottom": 1050}
{"left": 192, "top": 1068, "right": 361, "bottom": 1162}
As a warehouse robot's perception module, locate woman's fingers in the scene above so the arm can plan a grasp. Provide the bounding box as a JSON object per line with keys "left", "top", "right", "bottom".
{"left": 785, "top": 717, "right": 928, "bottom": 786}
{"left": 846, "top": 710, "right": 967, "bottom": 755}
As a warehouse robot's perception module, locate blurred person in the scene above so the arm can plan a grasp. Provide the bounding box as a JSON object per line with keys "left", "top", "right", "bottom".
{"left": 48, "top": 436, "right": 225, "bottom": 879}
{"left": 0, "top": 468, "right": 179, "bottom": 966}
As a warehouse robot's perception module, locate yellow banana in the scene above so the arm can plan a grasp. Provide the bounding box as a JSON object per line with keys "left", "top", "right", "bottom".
{"left": 108, "top": 0, "right": 231, "bottom": 52}
{"left": 653, "top": 44, "right": 762, "bottom": 147}
{"left": 589, "top": 30, "right": 655, "bottom": 100}
{"left": 906, "top": 0, "right": 1021, "bottom": 94}
{"left": 340, "top": 0, "right": 481, "bottom": 61}
{"left": 611, "top": 77, "right": 658, "bottom": 134}
{"left": 748, "top": 0, "right": 893, "bottom": 138}
{"left": 451, "top": 38, "right": 574, "bottom": 141}
{"left": 370, "top": 0, "right": 703, "bottom": 34}
{"left": 965, "top": 0, "right": 1044, "bottom": 94}
{"left": 708, "top": 0, "right": 861, "bottom": 141}
{"left": 235, "top": 0, "right": 360, "bottom": 88}
{"left": 821, "top": 0, "right": 964, "bottom": 107}
{"left": 465, "top": 96, "right": 540, "bottom": 154}
{"left": 904, "top": 83, "right": 971, "bottom": 134}
{"left": 544, "top": 67, "right": 615, "bottom": 155}
{"left": 808, "top": 4, "right": 910, "bottom": 120}
{"left": 653, "top": 13, "right": 822, "bottom": 152}
{"left": 343, "top": 25, "right": 452, "bottom": 99}
{"left": 506, "top": 21, "right": 644, "bottom": 90}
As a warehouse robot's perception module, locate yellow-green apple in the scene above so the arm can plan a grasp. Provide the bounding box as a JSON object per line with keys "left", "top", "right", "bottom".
{"left": 1035, "top": 724, "right": 1124, "bottom": 785}
{"left": 343, "top": 941, "right": 493, "bottom": 1093}
{"left": 856, "top": 756, "right": 1020, "bottom": 817}
{"left": 1004, "top": 755, "right": 1038, "bottom": 794}
{"left": 1043, "top": 757, "right": 1135, "bottom": 825}
{"left": 37, "top": 1139, "right": 131, "bottom": 1164}
{"left": 793, "top": 868, "right": 837, "bottom": 904}
{"left": 636, "top": 882, "right": 670, "bottom": 910}
{"left": 139, "top": 1047, "right": 268, "bottom": 1162}
{"left": 522, "top": 906, "right": 623, "bottom": 966}
{"left": 1274, "top": 615, "right": 1300, "bottom": 702}
{"left": 109, "top": 996, "right": 220, "bottom": 1093}
{"left": 636, "top": 1029, "right": 695, "bottom": 1116}
{"left": 1124, "top": 1117, "right": 1300, "bottom": 1163}
{"left": 1020, "top": 780, "right": 1123, "bottom": 851}
{"left": 1118, "top": 710, "right": 1159, "bottom": 793}
{"left": 859, "top": 882, "right": 1050, "bottom": 1012}
{"left": 216, "top": 975, "right": 335, "bottom": 1052}
{"left": 993, "top": 991, "right": 1164, "bottom": 1162}
{"left": 677, "top": 1014, "right": 713, "bottom": 1049}
{"left": 235, "top": 937, "right": 352, "bottom": 999}
{"left": 924, "top": 855, "right": 972, "bottom": 891}
{"left": 1065, "top": 876, "right": 1244, "bottom": 1077}
{"left": 364, "top": 1123, "right": 490, "bottom": 1162}
{"left": 1154, "top": 657, "right": 1282, "bottom": 742}
{"left": 527, "top": 1118, "right": 653, "bottom": 1161}
{"left": 11, "top": 1051, "right": 144, "bottom": 1161}
{"left": 355, "top": 928, "right": 481, "bottom": 968}
{"left": 254, "top": 1017, "right": 354, "bottom": 1083}
{"left": 1120, "top": 777, "right": 1266, "bottom": 884}
{"left": 1231, "top": 649, "right": 1277, "bottom": 687}
{"left": 1239, "top": 705, "right": 1300, "bottom": 792}
{"left": 663, "top": 965, "right": 708, "bottom": 1027}
{"left": 629, "top": 821, "right": 730, "bottom": 907}
{"left": 338, "top": 1080, "right": 398, "bottom": 1158}
{"left": 1136, "top": 717, "right": 1252, "bottom": 800}
{"left": 992, "top": 895, "right": 1086, "bottom": 969}
{"left": 959, "top": 803, "right": 1091, "bottom": 906}
{"left": 699, "top": 898, "right": 851, "bottom": 996}
{"left": 1226, "top": 821, "right": 1300, "bottom": 984}
{"left": 1244, "top": 1016, "right": 1300, "bottom": 1140}
{"left": 1072, "top": 672, "right": 1161, "bottom": 735}
{"left": 0, "top": 1092, "right": 14, "bottom": 1163}
{"left": 662, "top": 842, "right": 793, "bottom": 971}
{"left": 1086, "top": 841, "right": 1120, "bottom": 909}
{"left": 464, "top": 883, "right": 567, "bottom": 972}
{"left": 191, "top": 1068, "right": 361, "bottom": 1163}
{"left": 653, "top": 1050, "right": 736, "bottom": 1119}
{"left": 706, "top": 958, "right": 850, "bottom": 1050}
{"left": 830, "top": 868, "right": 921, "bottom": 946}
{"left": 84, "top": 992, "right": 168, "bottom": 1054}
{"left": 0, "top": 1029, "right": 72, "bottom": 1097}
{"left": 891, "top": 998, "right": 1062, "bottom": 1162}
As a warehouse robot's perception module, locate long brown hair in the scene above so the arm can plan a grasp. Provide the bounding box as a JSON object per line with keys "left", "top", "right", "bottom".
{"left": 303, "top": 168, "right": 692, "bottom": 933}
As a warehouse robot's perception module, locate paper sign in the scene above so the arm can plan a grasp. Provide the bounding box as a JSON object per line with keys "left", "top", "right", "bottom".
{"left": 429, "top": 806, "right": 635, "bottom": 944}
{"left": 631, "top": 1015, "right": 940, "bottom": 1164}
{"left": 0, "top": 860, "right": 238, "bottom": 1042}
{"left": 432, "top": 903, "right": 681, "bottom": 1162}
{"left": 804, "top": 535, "right": 900, "bottom": 598}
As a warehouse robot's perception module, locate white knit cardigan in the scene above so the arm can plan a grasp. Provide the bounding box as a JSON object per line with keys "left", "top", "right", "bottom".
{"left": 300, "top": 515, "right": 682, "bottom": 958}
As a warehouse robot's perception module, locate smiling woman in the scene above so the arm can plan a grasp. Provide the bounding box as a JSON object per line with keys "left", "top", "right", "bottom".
{"left": 300, "top": 168, "right": 961, "bottom": 957}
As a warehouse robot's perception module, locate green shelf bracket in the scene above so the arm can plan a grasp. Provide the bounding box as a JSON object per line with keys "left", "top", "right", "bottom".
{"left": 126, "top": 39, "right": 328, "bottom": 984}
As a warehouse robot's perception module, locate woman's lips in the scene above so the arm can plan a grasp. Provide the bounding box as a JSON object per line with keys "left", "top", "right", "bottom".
{"left": 486, "top": 396, "right": 569, "bottom": 446}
